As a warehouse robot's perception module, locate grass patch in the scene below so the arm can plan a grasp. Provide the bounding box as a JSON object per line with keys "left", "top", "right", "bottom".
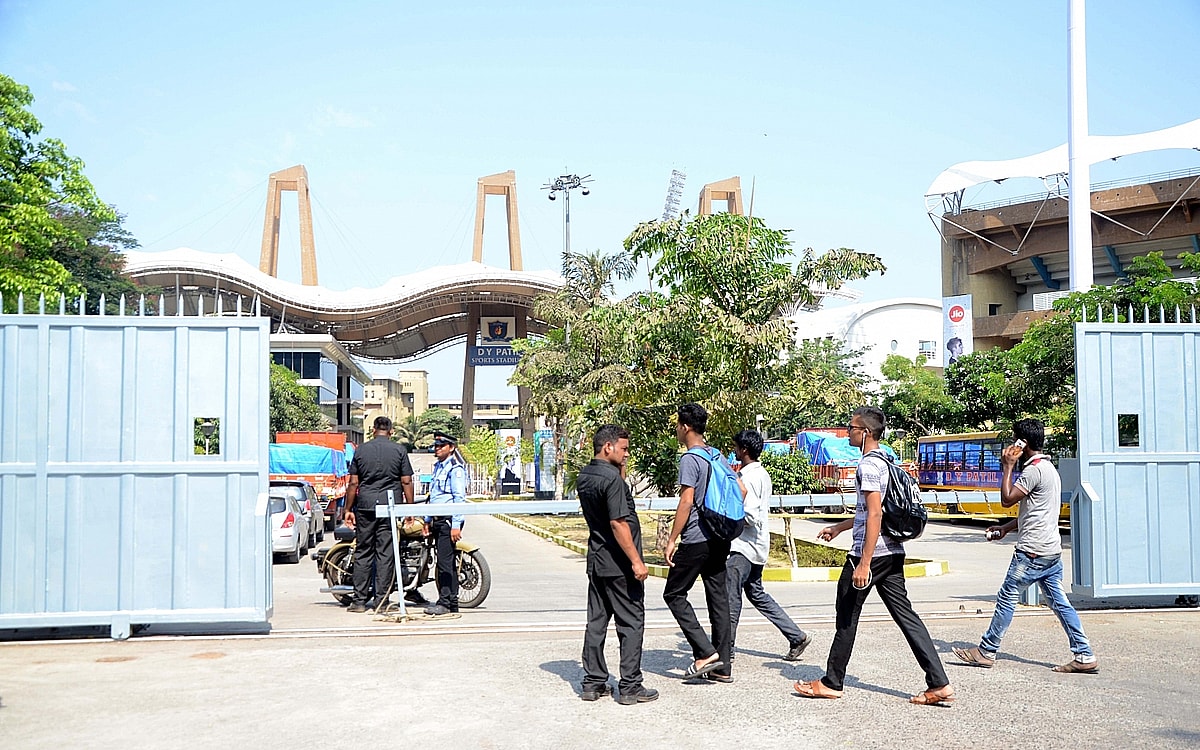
{"left": 519, "top": 513, "right": 848, "bottom": 568}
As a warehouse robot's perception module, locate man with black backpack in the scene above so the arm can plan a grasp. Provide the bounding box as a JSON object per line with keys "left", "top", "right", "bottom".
{"left": 794, "top": 406, "right": 955, "bottom": 707}
{"left": 663, "top": 403, "right": 745, "bottom": 683}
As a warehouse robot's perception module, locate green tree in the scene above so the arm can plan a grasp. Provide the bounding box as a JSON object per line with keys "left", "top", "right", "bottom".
{"left": 760, "top": 450, "right": 821, "bottom": 495}
{"left": 879, "top": 353, "right": 964, "bottom": 436}
{"left": 458, "top": 426, "right": 499, "bottom": 496}
{"left": 269, "top": 362, "right": 328, "bottom": 438}
{"left": 944, "top": 250, "right": 1200, "bottom": 454}
{"left": 767, "top": 339, "right": 872, "bottom": 436}
{"left": 514, "top": 215, "right": 886, "bottom": 497}
{"left": 49, "top": 208, "right": 155, "bottom": 313}
{"left": 1, "top": 74, "right": 114, "bottom": 310}
{"left": 414, "top": 408, "right": 463, "bottom": 449}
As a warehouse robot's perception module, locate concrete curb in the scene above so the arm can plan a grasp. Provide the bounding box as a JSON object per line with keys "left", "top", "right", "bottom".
{"left": 496, "top": 514, "right": 950, "bottom": 581}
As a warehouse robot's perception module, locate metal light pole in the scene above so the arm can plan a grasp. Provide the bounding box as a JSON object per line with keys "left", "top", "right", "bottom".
{"left": 201, "top": 420, "right": 215, "bottom": 455}
{"left": 543, "top": 172, "right": 592, "bottom": 258}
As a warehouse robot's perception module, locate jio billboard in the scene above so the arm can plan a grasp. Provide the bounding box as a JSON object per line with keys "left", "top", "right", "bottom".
{"left": 942, "top": 294, "right": 973, "bottom": 368}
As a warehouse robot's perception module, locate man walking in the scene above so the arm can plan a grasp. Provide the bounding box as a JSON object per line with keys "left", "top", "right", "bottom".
{"left": 954, "top": 418, "right": 1099, "bottom": 674}
{"left": 794, "top": 406, "right": 954, "bottom": 706}
{"left": 423, "top": 432, "right": 467, "bottom": 616}
{"left": 344, "top": 416, "right": 415, "bottom": 613}
{"left": 727, "top": 429, "right": 811, "bottom": 662}
{"left": 577, "top": 425, "right": 658, "bottom": 705}
{"left": 663, "top": 403, "right": 741, "bottom": 683}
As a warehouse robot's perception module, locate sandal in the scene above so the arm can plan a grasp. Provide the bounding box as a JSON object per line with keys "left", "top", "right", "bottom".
{"left": 952, "top": 646, "right": 995, "bottom": 669}
{"left": 910, "top": 688, "right": 956, "bottom": 707}
{"left": 793, "top": 679, "right": 843, "bottom": 699}
{"left": 682, "top": 655, "right": 724, "bottom": 680}
{"left": 1052, "top": 659, "right": 1099, "bottom": 674}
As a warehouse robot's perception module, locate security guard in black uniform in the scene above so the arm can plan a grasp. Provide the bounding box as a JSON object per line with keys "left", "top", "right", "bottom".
{"left": 343, "top": 416, "right": 414, "bottom": 612}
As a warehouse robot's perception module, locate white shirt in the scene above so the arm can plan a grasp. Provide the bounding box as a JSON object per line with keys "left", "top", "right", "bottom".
{"left": 731, "top": 461, "right": 772, "bottom": 565}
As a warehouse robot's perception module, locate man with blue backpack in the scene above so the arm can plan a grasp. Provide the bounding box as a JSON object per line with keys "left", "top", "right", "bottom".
{"left": 663, "top": 403, "right": 746, "bottom": 683}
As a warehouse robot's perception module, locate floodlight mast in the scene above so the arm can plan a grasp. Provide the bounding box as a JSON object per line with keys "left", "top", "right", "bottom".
{"left": 543, "top": 171, "right": 592, "bottom": 259}
{"left": 661, "top": 169, "right": 687, "bottom": 221}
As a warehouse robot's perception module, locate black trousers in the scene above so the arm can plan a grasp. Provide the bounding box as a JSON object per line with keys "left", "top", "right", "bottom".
{"left": 822, "top": 553, "right": 949, "bottom": 692}
{"left": 663, "top": 538, "right": 732, "bottom": 675}
{"left": 431, "top": 519, "right": 459, "bottom": 610}
{"left": 351, "top": 508, "right": 394, "bottom": 605}
{"left": 582, "top": 572, "right": 646, "bottom": 692}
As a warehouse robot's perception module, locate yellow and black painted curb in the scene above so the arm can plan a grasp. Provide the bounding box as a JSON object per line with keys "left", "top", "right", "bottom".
{"left": 495, "top": 514, "right": 949, "bottom": 581}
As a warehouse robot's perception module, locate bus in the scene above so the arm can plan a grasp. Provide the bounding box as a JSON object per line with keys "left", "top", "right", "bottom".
{"left": 916, "top": 431, "right": 1070, "bottom": 520}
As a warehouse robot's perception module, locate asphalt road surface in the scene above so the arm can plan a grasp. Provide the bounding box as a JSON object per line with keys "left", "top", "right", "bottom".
{"left": 1, "top": 515, "right": 1197, "bottom": 749}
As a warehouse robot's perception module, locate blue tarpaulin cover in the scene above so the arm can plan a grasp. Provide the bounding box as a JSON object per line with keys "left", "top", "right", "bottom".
{"left": 269, "top": 443, "right": 348, "bottom": 476}
{"left": 796, "top": 432, "right": 897, "bottom": 466}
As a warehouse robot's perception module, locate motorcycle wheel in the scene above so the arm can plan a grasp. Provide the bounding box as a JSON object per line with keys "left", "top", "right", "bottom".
{"left": 455, "top": 549, "right": 491, "bottom": 608}
{"left": 323, "top": 545, "right": 354, "bottom": 606}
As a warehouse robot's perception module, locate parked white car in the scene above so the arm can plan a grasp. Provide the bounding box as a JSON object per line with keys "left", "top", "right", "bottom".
{"left": 270, "top": 479, "right": 324, "bottom": 546}
{"left": 269, "top": 493, "right": 310, "bottom": 564}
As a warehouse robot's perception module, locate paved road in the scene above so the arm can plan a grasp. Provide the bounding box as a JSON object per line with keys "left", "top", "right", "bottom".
{"left": 1, "top": 515, "right": 1197, "bottom": 749}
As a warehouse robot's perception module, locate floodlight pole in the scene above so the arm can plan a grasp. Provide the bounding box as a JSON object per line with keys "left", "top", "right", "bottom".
{"left": 1067, "top": 0, "right": 1093, "bottom": 291}
{"left": 543, "top": 172, "right": 592, "bottom": 261}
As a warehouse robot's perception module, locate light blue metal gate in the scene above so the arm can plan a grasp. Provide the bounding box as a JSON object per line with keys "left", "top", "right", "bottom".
{"left": 1072, "top": 306, "right": 1200, "bottom": 598}
{"left": 0, "top": 294, "right": 271, "bottom": 637}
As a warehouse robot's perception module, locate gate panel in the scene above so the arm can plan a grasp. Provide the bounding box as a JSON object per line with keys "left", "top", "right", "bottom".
{"left": 1074, "top": 320, "right": 1200, "bottom": 597}
{"left": 0, "top": 300, "right": 271, "bottom": 636}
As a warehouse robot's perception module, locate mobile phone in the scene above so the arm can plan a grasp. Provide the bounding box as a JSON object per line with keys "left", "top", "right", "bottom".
{"left": 1014, "top": 439, "right": 1027, "bottom": 449}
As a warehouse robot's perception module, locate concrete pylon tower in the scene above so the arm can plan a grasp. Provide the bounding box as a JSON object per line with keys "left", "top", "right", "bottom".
{"left": 259, "top": 165, "right": 319, "bottom": 285}
{"left": 463, "top": 170, "right": 532, "bottom": 442}
{"left": 471, "top": 170, "right": 523, "bottom": 270}
{"left": 698, "top": 176, "right": 744, "bottom": 216}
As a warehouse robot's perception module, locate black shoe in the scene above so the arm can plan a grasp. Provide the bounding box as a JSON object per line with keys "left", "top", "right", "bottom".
{"left": 404, "top": 590, "right": 429, "bottom": 604}
{"left": 580, "top": 684, "right": 613, "bottom": 702}
{"left": 703, "top": 672, "right": 734, "bottom": 683}
{"left": 784, "top": 633, "right": 812, "bottom": 662}
{"left": 424, "top": 603, "right": 458, "bottom": 616}
{"left": 616, "top": 687, "right": 659, "bottom": 705}
{"left": 347, "top": 602, "right": 368, "bottom": 613}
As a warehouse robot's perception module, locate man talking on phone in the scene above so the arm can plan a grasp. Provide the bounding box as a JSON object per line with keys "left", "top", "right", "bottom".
{"left": 954, "top": 417, "right": 1099, "bottom": 673}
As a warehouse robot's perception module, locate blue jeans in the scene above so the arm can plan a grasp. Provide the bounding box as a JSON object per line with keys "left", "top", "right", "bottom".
{"left": 980, "top": 550, "right": 1093, "bottom": 659}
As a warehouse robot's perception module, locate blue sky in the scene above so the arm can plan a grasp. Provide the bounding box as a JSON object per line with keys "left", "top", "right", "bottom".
{"left": 3, "top": 1, "right": 1199, "bottom": 399}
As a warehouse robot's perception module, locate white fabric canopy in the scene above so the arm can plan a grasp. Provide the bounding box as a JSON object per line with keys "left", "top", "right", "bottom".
{"left": 925, "top": 118, "right": 1200, "bottom": 197}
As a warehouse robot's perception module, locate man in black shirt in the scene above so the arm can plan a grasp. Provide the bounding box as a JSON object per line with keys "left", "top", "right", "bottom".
{"left": 577, "top": 425, "right": 658, "bottom": 705}
{"left": 344, "top": 416, "right": 414, "bottom": 612}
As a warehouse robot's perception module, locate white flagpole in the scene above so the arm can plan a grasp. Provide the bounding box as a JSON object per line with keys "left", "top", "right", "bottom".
{"left": 1068, "top": 0, "right": 1094, "bottom": 291}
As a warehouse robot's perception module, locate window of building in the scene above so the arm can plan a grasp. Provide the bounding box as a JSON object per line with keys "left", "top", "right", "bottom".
{"left": 918, "top": 340, "right": 937, "bottom": 356}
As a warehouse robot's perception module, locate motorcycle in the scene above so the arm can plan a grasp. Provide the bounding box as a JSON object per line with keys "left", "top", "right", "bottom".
{"left": 311, "top": 519, "right": 492, "bottom": 609}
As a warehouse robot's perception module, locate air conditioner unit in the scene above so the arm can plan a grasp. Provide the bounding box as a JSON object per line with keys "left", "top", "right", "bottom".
{"left": 1033, "top": 291, "right": 1072, "bottom": 311}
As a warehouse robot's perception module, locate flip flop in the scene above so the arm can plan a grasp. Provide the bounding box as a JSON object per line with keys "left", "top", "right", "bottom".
{"left": 682, "top": 657, "right": 724, "bottom": 680}
{"left": 793, "top": 679, "right": 843, "bottom": 699}
{"left": 910, "top": 688, "right": 956, "bottom": 707}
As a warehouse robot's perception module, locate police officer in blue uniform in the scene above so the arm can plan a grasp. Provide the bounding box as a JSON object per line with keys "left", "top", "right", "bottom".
{"left": 424, "top": 432, "right": 467, "bottom": 615}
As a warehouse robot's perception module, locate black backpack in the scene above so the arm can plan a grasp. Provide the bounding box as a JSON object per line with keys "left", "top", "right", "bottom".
{"left": 864, "top": 450, "right": 927, "bottom": 541}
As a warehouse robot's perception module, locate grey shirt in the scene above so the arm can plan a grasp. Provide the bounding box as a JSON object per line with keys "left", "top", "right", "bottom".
{"left": 852, "top": 453, "right": 906, "bottom": 558}
{"left": 1014, "top": 454, "right": 1062, "bottom": 557}
{"left": 678, "top": 448, "right": 719, "bottom": 544}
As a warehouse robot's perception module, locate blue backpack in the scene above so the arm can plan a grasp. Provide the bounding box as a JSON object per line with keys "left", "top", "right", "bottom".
{"left": 687, "top": 447, "right": 746, "bottom": 541}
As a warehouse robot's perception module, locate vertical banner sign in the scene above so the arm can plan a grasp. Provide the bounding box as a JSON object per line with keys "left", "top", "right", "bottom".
{"left": 533, "top": 428, "right": 556, "bottom": 498}
{"left": 497, "top": 428, "right": 522, "bottom": 495}
{"left": 469, "top": 317, "right": 520, "bottom": 366}
{"left": 942, "top": 294, "right": 973, "bottom": 367}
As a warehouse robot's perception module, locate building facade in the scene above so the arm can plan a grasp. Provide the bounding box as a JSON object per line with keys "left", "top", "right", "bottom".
{"left": 791, "top": 298, "right": 944, "bottom": 382}
{"left": 270, "top": 334, "right": 370, "bottom": 444}
{"left": 363, "top": 370, "right": 430, "bottom": 428}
